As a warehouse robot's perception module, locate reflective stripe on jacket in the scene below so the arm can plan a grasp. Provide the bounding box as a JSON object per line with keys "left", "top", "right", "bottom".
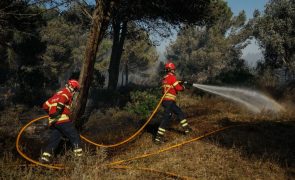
{"left": 42, "top": 88, "right": 73, "bottom": 124}
{"left": 162, "top": 72, "right": 184, "bottom": 101}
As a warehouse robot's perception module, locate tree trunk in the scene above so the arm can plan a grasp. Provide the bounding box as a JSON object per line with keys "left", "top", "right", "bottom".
{"left": 121, "top": 65, "right": 124, "bottom": 86}
{"left": 72, "top": 0, "right": 117, "bottom": 129}
{"left": 107, "top": 18, "right": 127, "bottom": 90}
{"left": 125, "top": 60, "right": 128, "bottom": 86}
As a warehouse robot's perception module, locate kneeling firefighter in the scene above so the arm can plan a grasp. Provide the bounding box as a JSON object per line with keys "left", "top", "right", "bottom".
{"left": 40, "top": 79, "right": 83, "bottom": 163}
{"left": 154, "top": 61, "right": 193, "bottom": 144}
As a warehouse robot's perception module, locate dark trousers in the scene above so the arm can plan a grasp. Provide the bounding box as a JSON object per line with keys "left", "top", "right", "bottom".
{"left": 43, "top": 121, "right": 81, "bottom": 154}
{"left": 159, "top": 100, "right": 185, "bottom": 129}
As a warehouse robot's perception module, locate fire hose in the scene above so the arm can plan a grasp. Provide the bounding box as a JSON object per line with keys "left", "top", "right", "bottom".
{"left": 16, "top": 114, "right": 238, "bottom": 179}
{"left": 79, "top": 88, "right": 171, "bottom": 148}
{"left": 15, "top": 88, "right": 171, "bottom": 169}
{"left": 15, "top": 86, "right": 239, "bottom": 178}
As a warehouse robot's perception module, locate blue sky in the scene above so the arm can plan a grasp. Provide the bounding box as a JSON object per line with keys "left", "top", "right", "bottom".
{"left": 226, "top": 0, "right": 269, "bottom": 18}
{"left": 226, "top": 0, "right": 270, "bottom": 66}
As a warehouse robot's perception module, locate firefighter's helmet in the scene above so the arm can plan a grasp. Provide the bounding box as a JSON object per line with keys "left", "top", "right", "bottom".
{"left": 68, "top": 79, "right": 80, "bottom": 91}
{"left": 165, "top": 62, "right": 176, "bottom": 71}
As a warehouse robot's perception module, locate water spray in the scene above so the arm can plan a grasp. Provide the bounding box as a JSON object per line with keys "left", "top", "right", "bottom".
{"left": 193, "top": 83, "right": 284, "bottom": 113}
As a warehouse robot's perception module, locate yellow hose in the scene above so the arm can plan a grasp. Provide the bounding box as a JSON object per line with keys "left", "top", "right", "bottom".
{"left": 16, "top": 88, "right": 170, "bottom": 168}
{"left": 15, "top": 87, "right": 239, "bottom": 179}
{"left": 109, "top": 125, "right": 238, "bottom": 166}
{"left": 16, "top": 116, "right": 239, "bottom": 177}
{"left": 80, "top": 88, "right": 171, "bottom": 148}
{"left": 16, "top": 115, "right": 65, "bottom": 170}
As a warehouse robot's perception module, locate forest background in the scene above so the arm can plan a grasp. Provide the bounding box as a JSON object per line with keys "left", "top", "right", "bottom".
{"left": 0, "top": 0, "right": 294, "bottom": 179}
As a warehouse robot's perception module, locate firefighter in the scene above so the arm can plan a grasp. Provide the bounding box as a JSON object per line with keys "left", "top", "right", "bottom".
{"left": 39, "top": 79, "right": 83, "bottom": 163}
{"left": 154, "top": 61, "right": 193, "bottom": 144}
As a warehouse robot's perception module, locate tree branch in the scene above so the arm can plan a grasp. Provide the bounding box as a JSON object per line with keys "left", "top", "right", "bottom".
{"left": 76, "top": 1, "right": 93, "bottom": 20}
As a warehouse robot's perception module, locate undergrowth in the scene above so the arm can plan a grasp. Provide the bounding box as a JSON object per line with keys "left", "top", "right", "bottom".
{"left": 0, "top": 91, "right": 294, "bottom": 179}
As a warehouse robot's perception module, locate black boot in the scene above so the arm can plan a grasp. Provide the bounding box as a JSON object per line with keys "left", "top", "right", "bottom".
{"left": 154, "top": 127, "right": 166, "bottom": 145}
{"left": 180, "top": 119, "right": 192, "bottom": 135}
{"left": 73, "top": 144, "right": 83, "bottom": 157}
{"left": 39, "top": 152, "right": 52, "bottom": 164}
{"left": 183, "top": 126, "right": 193, "bottom": 135}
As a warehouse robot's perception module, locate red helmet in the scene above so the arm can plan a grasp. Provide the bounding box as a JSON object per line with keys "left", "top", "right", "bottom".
{"left": 165, "top": 61, "right": 176, "bottom": 70}
{"left": 68, "top": 79, "right": 80, "bottom": 90}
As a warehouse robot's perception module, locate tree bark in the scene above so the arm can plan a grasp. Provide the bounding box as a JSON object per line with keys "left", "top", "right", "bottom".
{"left": 72, "top": 0, "right": 117, "bottom": 129}
{"left": 121, "top": 63, "right": 124, "bottom": 86}
{"left": 125, "top": 60, "right": 128, "bottom": 86}
{"left": 107, "top": 18, "right": 127, "bottom": 90}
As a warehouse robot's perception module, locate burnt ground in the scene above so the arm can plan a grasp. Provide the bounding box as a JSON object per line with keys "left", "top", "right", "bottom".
{"left": 1, "top": 101, "right": 295, "bottom": 178}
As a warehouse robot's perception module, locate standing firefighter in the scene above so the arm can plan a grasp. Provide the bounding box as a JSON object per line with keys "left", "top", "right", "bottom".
{"left": 40, "top": 79, "right": 83, "bottom": 163}
{"left": 154, "top": 61, "right": 193, "bottom": 144}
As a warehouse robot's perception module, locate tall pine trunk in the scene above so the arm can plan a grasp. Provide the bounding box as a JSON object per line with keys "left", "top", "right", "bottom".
{"left": 107, "top": 18, "right": 127, "bottom": 90}
{"left": 125, "top": 60, "right": 128, "bottom": 86}
{"left": 72, "top": 0, "right": 117, "bottom": 129}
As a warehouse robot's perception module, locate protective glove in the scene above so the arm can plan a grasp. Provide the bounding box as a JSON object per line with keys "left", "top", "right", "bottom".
{"left": 48, "top": 102, "right": 64, "bottom": 126}
{"left": 48, "top": 118, "right": 57, "bottom": 126}
{"left": 48, "top": 114, "right": 61, "bottom": 126}
{"left": 183, "top": 81, "right": 193, "bottom": 89}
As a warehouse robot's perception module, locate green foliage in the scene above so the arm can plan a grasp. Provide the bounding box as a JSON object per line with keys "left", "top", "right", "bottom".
{"left": 94, "top": 39, "right": 113, "bottom": 71}
{"left": 87, "top": 88, "right": 128, "bottom": 109}
{"left": 96, "top": 23, "right": 159, "bottom": 86}
{"left": 40, "top": 4, "right": 110, "bottom": 89}
{"left": 40, "top": 17, "right": 86, "bottom": 77}
{"left": 0, "top": 1, "right": 48, "bottom": 106}
{"left": 214, "top": 68, "right": 255, "bottom": 86}
{"left": 0, "top": 0, "right": 46, "bottom": 72}
{"left": 122, "top": 37, "right": 158, "bottom": 73}
{"left": 253, "top": 0, "right": 295, "bottom": 73}
{"left": 257, "top": 67, "right": 279, "bottom": 88}
{"left": 92, "top": 69, "right": 105, "bottom": 88}
{"left": 166, "top": 10, "right": 251, "bottom": 84}
{"left": 121, "top": 23, "right": 158, "bottom": 78}
{"left": 0, "top": 0, "right": 44, "bottom": 41}
{"left": 61, "top": 2, "right": 92, "bottom": 29}
{"left": 124, "top": 89, "right": 161, "bottom": 119}
{"left": 129, "top": 0, "right": 230, "bottom": 26}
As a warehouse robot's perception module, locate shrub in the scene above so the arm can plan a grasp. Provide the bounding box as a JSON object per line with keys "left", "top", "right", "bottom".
{"left": 124, "top": 89, "right": 161, "bottom": 119}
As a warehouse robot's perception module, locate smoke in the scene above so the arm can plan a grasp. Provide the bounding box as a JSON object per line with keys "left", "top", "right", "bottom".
{"left": 118, "top": 60, "right": 161, "bottom": 86}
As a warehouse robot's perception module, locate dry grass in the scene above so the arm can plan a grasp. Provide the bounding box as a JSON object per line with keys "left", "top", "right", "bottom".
{"left": 0, "top": 94, "right": 294, "bottom": 179}
{"left": 82, "top": 108, "right": 138, "bottom": 143}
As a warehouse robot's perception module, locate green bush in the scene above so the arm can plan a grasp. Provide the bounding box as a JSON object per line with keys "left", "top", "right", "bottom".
{"left": 124, "top": 89, "right": 161, "bottom": 119}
